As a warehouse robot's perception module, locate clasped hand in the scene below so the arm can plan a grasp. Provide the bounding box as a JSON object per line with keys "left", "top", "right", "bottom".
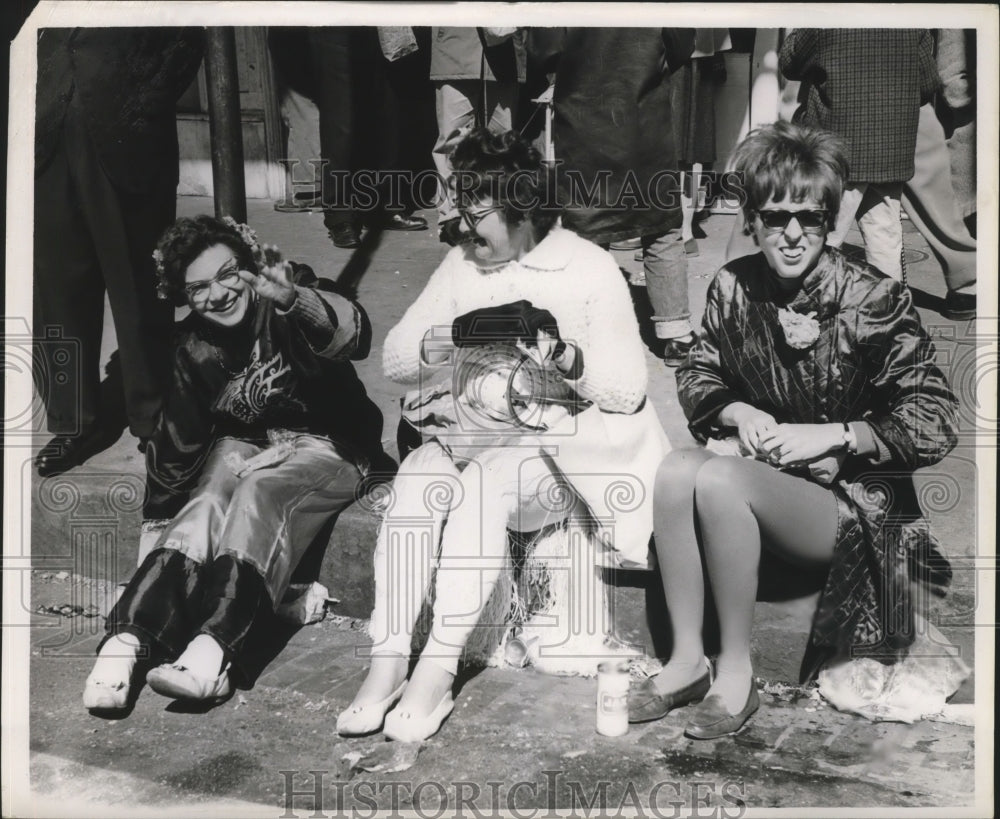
{"left": 728, "top": 405, "right": 842, "bottom": 467}
{"left": 237, "top": 245, "right": 296, "bottom": 310}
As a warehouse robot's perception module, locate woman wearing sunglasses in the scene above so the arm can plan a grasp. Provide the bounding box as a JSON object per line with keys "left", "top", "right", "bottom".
{"left": 337, "top": 128, "right": 669, "bottom": 742}
{"left": 629, "top": 121, "right": 959, "bottom": 738}
{"left": 82, "top": 215, "right": 389, "bottom": 712}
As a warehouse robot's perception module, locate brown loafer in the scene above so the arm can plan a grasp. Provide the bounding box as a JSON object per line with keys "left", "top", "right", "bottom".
{"left": 684, "top": 682, "right": 760, "bottom": 740}
{"left": 627, "top": 670, "right": 712, "bottom": 724}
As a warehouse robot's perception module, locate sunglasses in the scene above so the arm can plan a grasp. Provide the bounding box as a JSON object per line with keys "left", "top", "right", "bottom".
{"left": 184, "top": 259, "right": 242, "bottom": 303}
{"left": 460, "top": 205, "right": 503, "bottom": 230}
{"left": 756, "top": 209, "right": 828, "bottom": 233}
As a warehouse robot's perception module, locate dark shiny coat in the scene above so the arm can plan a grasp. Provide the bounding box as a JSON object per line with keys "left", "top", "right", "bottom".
{"left": 537, "top": 28, "right": 695, "bottom": 244}
{"left": 678, "top": 249, "right": 959, "bottom": 680}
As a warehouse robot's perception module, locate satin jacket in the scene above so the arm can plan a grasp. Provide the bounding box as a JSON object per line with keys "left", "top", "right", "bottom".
{"left": 144, "top": 264, "right": 386, "bottom": 520}
{"left": 678, "top": 249, "right": 959, "bottom": 680}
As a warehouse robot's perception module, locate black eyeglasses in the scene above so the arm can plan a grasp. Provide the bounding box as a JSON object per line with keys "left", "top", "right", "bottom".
{"left": 459, "top": 205, "right": 503, "bottom": 231}
{"left": 184, "top": 259, "right": 241, "bottom": 303}
{"left": 756, "top": 209, "right": 828, "bottom": 233}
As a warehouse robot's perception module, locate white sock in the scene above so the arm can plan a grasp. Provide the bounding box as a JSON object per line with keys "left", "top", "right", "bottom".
{"left": 175, "top": 634, "right": 226, "bottom": 678}
{"left": 89, "top": 632, "right": 141, "bottom": 683}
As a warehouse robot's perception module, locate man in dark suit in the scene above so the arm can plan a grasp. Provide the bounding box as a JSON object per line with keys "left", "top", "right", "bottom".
{"left": 33, "top": 27, "right": 203, "bottom": 476}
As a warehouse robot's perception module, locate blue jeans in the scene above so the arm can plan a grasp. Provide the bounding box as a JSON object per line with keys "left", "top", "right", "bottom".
{"left": 643, "top": 230, "right": 692, "bottom": 339}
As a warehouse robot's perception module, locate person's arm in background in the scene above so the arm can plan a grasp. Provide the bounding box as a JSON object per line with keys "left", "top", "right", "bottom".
{"left": 918, "top": 29, "right": 944, "bottom": 106}
{"left": 777, "top": 27, "right": 818, "bottom": 82}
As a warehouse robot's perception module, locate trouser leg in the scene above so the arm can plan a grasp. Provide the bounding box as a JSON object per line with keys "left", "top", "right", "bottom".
{"left": 901, "top": 104, "right": 976, "bottom": 292}
{"left": 310, "top": 29, "right": 355, "bottom": 229}
{"left": 855, "top": 182, "right": 904, "bottom": 281}
{"left": 826, "top": 183, "right": 865, "bottom": 249}
{"left": 210, "top": 436, "right": 363, "bottom": 610}
{"left": 105, "top": 439, "right": 257, "bottom": 657}
{"left": 433, "top": 80, "right": 478, "bottom": 223}
{"left": 33, "top": 138, "right": 104, "bottom": 435}
{"left": 63, "top": 102, "right": 173, "bottom": 438}
{"left": 643, "top": 230, "right": 692, "bottom": 339}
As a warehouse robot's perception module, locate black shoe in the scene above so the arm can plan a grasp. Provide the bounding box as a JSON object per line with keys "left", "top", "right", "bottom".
{"left": 942, "top": 290, "right": 975, "bottom": 321}
{"left": 382, "top": 213, "right": 428, "bottom": 231}
{"left": 328, "top": 223, "right": 361, "bottom": 249}
{"left": 628, "top": 670, "right": 712, "bottom": 724}
{"left": 610, "top": 237, "right": 642, "bottom": 251}
{"left": 438, "top": 217, "right": 465, "bottom": 247}
{"left": 35, "top": 427, "right": 112, "bottom": 477}
{"left": 662, "top": 334, "right": 696, "bottom": 368}
{"left": 684, "top": 682, "right": 760, "bottom": 740}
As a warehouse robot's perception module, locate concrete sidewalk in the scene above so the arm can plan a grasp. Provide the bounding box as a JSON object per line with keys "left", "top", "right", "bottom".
{"left": 20, "top": 198, "right": 984, "bottom": 813}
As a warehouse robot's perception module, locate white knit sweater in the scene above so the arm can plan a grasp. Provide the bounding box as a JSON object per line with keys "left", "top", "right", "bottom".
{"left": 382, "top": 226, "right": 669, "bottom": 566}
{"left": 383, "top": 226, "right": 648, "bottom": 414}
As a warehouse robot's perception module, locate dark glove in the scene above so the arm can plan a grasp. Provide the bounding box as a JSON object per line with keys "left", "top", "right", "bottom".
{"left": 451, "top": 300, "right": 563, "bottom": 352}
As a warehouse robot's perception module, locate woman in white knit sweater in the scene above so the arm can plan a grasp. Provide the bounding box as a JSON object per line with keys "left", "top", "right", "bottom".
{"left": 337, "top": 130, "right": 669, "bottom": 742}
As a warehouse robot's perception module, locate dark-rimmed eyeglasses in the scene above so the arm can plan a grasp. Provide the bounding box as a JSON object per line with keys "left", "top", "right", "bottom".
{"left": 184, "top": 260, "right": 241, "bottom": 303}
{"left": 756, "top": 209, "right": 828, "bottom": 233}
{"left": 459, "top": 205, "right": 503, "bottom": 231}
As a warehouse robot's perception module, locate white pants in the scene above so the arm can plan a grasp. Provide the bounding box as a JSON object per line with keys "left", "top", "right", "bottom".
{"left": 368, "top": 441, "right": 574, "bottom": 674}
{"left": 827, "top": 181, "right": 905, "bottom": 281}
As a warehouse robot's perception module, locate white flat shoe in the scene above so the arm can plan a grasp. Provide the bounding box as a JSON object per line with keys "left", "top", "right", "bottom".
{"left": 146, "top": 662, "right": 232, "bottom": 702}
{"left": 336, "top": 680, "right": 407, "bottom": 736}
{"left": 383, "top": 692, "right": 454, "bottom": 743}
{"left": 82, "top": 676, "right": 130, "bottom": 710}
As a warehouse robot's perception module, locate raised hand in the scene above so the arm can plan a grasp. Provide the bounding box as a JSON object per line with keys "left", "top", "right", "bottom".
{"left": 238, "top": 245, "right": 296, "bottom": 309}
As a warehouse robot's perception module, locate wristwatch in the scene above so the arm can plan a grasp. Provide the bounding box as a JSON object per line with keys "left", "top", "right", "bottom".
{"left": 841, "top": 422, "right": 857, "bottom": 454}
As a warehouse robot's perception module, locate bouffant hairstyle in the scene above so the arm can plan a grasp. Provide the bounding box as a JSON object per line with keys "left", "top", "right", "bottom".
{"left": 155, "top": 215, "right": 257, "bottom": 306}
{"left": 449, "top": 128, "right": 561, "bottom": 237}
{"left": 730, "top": 121, "right": 850, "bottom": 234}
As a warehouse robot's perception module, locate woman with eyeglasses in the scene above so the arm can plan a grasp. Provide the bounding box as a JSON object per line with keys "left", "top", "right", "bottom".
{"left": 82, "top": 214, "right": 390, "bottom": 712}
{"left": 337, "top": 128, "right": 669, "bottom": 742}
{"left": 629, "top": 121, "right": 959, "bottom": 738}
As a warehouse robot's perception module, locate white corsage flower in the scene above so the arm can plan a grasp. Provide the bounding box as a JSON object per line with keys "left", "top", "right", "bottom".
{"left": 777, "top": 307, "right": 820, "bottom": 350}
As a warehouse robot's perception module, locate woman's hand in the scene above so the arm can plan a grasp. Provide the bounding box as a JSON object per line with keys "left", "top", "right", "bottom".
{"left": 719, "top": 402, "right": 778, "bottom": 454}
{"left": 238, "top": 245, "right": 296, "bottom": 310}
{"left": 757, "top": 423, "right": 844, "bottom": 467}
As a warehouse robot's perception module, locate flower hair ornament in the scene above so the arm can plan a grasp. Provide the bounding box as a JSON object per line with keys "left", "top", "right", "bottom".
{"left": 776, "top": 307, "right": 820, "bottom": 350}
{"left": 220, "top": 216, "right": 265, "bottom": 269}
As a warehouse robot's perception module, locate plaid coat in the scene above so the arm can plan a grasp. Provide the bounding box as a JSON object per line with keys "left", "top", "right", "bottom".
{"left": 779, "top": 29, "right": 940, "bottom": 183}
{"left": 678, "top": 249, "right": 959, "bottom": 681}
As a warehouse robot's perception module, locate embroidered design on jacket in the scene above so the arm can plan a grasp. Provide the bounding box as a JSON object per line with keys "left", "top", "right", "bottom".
{"left": 214, "top": 340, "right": 306, "bottom": 423}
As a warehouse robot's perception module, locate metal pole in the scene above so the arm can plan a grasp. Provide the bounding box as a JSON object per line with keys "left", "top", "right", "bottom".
{"left": 204, "top": 27, "right": 247, "bottom": 223}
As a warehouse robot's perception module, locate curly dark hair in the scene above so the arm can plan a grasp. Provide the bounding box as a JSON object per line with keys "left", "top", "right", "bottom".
{"left": 449, "top": 128, "right": 561, "bottom": 237}
{"left": 730, "top": 121, "right": 850, "bottom": 235}
{"left": 155, "top": 215, "right": 257, "bottom": 306}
